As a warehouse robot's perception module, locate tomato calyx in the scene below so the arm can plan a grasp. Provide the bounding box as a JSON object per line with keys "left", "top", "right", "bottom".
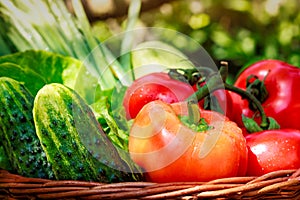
{"left": 168, "top": 67, "right": 225, "bottom": 114}
{"left": 168, "top": 68, "right": 200, "bottom": 85}
{"left": 178, "top": 102, "right": 211, "bottom": 132}
{"left": 168, "top": 67, "right": 214, "bottom": 86}
{"left": 241, "top": 115, "right": 280, "bottom": 133}
{"left": 188, "top": 61, "right": 280, "bottom": 133}
{"left": 245, "top": 73, "right": 269, "bottom": 110}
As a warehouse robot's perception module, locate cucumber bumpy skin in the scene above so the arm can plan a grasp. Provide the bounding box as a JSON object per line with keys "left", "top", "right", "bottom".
{"left": 33, "top": 83, "right": 133, "bottom": 182}
{"left": 0, "top": 77, "right": 54, "bottom": 178}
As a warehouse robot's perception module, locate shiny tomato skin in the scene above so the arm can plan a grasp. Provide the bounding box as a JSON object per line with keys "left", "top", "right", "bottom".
{"left": 246, "top": 129, "right": 300, "bottom": 176}
{"left": 125, "top": 84, "right": 178, "bottom": 119}
{"left": 228, "top": 59, "right": 300, "bottom": 129}
{"left": 123, "top": 72, "right": 195, "bottom": 119}
{"left": 129, "top": 100, "right": 248, "bottom": 182}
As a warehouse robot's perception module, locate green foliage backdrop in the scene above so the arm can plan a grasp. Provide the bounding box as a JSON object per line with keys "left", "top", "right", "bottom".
{"left": 92, "top": 0, "right": 300, "bottom": 82}
{"left": 1, "top": 0, "right": 299, "bottom": 82}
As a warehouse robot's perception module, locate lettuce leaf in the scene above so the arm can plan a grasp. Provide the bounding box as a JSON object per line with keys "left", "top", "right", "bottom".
{"left": 0, "top": 62, "right": 46, "bottom": 95}
{"left": 0, "top": 50, "right": 80, "bottom": 86}
{"left": 91, "top": 93, "right": 144, "bottom": 179}
{"left": 0, "top": 50, "right": 99, "bottom": 102}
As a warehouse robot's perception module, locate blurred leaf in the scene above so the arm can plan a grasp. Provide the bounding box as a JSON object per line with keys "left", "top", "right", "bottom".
{"left": 188, "top": 13, "right": 210, "bottom": 29}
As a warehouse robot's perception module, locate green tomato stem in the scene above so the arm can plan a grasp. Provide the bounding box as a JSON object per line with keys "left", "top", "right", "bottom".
{"left": 224, "top": 83, "right": 268, "bottom": 129}
{"left": 187, "top": 101, "right": 201, "bottom": 125}
{"left": 187, "top": 61, "right": 269, "bottom": 130}
{"left": 187, "top": 74, "right": 224, "bottom": 103}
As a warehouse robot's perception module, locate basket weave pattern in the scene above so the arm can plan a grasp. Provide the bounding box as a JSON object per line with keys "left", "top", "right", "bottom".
{"left": 0, "top": 168, "right": 299, "bottom": 199}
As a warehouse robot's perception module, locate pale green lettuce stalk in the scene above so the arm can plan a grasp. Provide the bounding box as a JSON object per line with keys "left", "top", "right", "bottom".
{"left": 120, "top": 0, "right": 142, "bottom": 83}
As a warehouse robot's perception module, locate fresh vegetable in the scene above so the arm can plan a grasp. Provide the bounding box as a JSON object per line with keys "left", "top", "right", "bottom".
{"left": 33, "top": 83, "right": 134, "bottom": 182}
{"left": 0, "top": 0, "right": 126, "bottom": 88}
{"left": 0, "top": 145, "right": 12, "bottom": 171}
{"left": 91, "top": 93, "right": 144, "bottom": 181}
{"left": 0, "top": 62, "right": 46, "bottom": 96}
{"left": 0, "top": 0, "right": 144, "bottom": 88}
{"left": 0, "top": 0, "right": 298, "bottom": 184}
{"left": 0, "top": 77, "right": 54, "bottom": 179}
{"left": 227, "top": 59, "right": 300, "bottom": 129}
{"left": 246, "top": 129, "right": 300, "bottom": 176}
{"left": 123, "top": 72, "right": 195, "bottom": 119}
{"left": 129, "top": 100, "right": 248, "bottom": 182}
{"left": 0, "top": 50, "right": 101, "bottom": 104}
{"left": 193, "top": 82, "right": 232, "bottom": 115}
{"left": 169, "top": 66, "right": 230, "bottom": 114}
{"left": 190, "top": 61, "right": 280, "bottom": 133}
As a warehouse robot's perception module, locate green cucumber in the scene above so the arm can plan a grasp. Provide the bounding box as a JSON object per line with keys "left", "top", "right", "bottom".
{"left": 0, "top": 77, "right": 53, "bottom": 178}
{"left": 0, "top": 145, "right": 12, "bottom": 171}
{"left": 33, "top": 83, "right": 133, "bottom": 182}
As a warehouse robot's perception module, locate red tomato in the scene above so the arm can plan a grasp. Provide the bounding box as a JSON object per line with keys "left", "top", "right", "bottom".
{"left": 123, "top": 72, "right": 195, "bottom": 119}
{"left": 246, "top": 129, "right": 300, "bottom": 176}
{"left": 129, "top": 100, "right": 248, "bottom": 182}
{"left": 228, "top": 59, "right": 300, "bottom": 129}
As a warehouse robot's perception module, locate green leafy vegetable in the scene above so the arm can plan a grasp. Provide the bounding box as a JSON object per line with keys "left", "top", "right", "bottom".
{"left": 0, "top": 50, "right": 80, "bottom": 85}
{"left": 92, "top": 95, "right": 129, "bottom": 151}
{"left": 0, "top": 62, "right": 45, "bottom": 95}
{"left": 0, "top": 50, "right": 99, "bottom": 102}
{"left": 91, "top": 90, "right": 143, "bottom": 179}
{"left": 0, "top": 0, "right": 130, "bottom": 89}
{"left": 0, "top": 0, "right": 144, "bottom": 179}
{"left": 0, "top": 145, "right": 12, "bottom": 171}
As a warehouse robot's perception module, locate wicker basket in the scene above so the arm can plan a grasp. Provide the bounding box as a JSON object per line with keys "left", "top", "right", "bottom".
{"left": 0, "top": 168, "right": 299, "bottom": 199}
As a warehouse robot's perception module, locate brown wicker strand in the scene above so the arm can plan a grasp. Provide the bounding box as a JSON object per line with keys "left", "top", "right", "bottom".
{"left": 257, "top": 179, "right": 300, "bottom": 194}
{"left": 37, "top": 187, "right": 142, "bottom": 199}
{"left": 9, "top": 186, "right": 87, "bottom": 194}
{"left": 248, "top": 169, "right": 296, "bottom": 184}
{"left": 43, "top": 180, "right": 103, "bottom": 187}
{"left": 0, "top": 168, "right": 299, "bottom": 199}
{"left": 0, "top": 183, "right": 45, "bottom": 189}
{"left": 140, "top": 184, "right": 242, "bottom": 200}
{"left": 207, "top": 176, "right": 256, "bottom": 184}
{"left": 289, "top": 168, "right": 300, "bottom": 180}
{"left": 82, "top": 184, "right": 194, "bottom": 199}
{"left": 91, "top": 182, "right": 154, "bottom": 190}
{"left": 196, "top": 177, "right": 290, "bottom": 198}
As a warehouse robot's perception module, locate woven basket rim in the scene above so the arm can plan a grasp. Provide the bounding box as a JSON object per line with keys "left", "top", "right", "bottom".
{"left": 0, "top": 168, "right": 300, "bottom": 199}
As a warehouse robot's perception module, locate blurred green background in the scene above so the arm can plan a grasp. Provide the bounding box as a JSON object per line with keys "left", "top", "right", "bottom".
{"left": 90, "top": 0, "right": 300, "bottom": 81}
{"left": 1, "top": 0, "right": 299, "bottom": 82}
